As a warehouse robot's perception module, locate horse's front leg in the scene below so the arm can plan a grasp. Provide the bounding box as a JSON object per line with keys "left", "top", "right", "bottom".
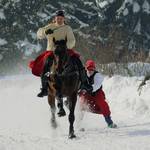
{"left": 48, "top": 95, "right": 57, "bottom": 128}
{"left": 48, "top": 93, "right": 57, "bottom": 128}
{"left": 56, "top": 94, "right": 66, "bottom": 117}
{"left": 68, "top": 93, "right": 77, "bottom": 139}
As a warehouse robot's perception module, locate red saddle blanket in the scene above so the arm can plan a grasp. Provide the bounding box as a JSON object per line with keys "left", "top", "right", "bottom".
{"left": 29, "top": 49, "right": 80, "bottom": 77}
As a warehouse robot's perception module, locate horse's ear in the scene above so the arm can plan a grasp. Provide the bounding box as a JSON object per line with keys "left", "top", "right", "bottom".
{"left": 53, "top": 38, "right": 56, "bottom": 44}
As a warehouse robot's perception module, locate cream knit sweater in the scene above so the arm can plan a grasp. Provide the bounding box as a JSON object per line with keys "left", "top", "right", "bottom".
{"left": 37, "top": 23, "right": 76, "bottom": 50}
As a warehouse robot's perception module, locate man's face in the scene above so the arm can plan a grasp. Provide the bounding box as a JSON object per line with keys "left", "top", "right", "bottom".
{"left": 87, "top": 70, "right": 94, "bottom": 77}
{"left": 55, "top": 16, "right": 65, "bottom": 25}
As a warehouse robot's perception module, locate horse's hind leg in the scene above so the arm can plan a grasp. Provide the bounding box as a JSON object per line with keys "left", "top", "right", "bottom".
{"left": 48, "top": 95, "right": 57, "bottom": 128}
{"left": 68, "top": 93, "right": 77, "bottom": 139}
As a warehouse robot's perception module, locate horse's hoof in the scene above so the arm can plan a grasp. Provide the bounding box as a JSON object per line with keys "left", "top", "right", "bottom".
{"left": 57, "top": 112, "right": 66, "bottom": 117}
{"left": 68, "top": 133, "right": 76, "bottom": 139}
{"left": 51, "top": 119, "right": 57, "bottom": 128}
{"left": 57, "top": 109, "right": 66, "bottom": 117}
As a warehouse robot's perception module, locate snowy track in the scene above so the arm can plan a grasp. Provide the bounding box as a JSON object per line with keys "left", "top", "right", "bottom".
{"left": 0, "top": 75, "right": 150, "bottom": 150}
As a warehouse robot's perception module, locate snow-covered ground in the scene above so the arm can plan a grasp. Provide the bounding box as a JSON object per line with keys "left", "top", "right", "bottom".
{"left": 0, "top": 74, "right": 150, "bottom": 150}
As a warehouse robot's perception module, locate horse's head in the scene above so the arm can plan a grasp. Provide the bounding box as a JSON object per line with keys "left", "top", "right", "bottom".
{"left": 53, "top": 39, "right": 68, "bottom": 74}
{"left": 54, "top": 39, "right": 67, "bottom": 57}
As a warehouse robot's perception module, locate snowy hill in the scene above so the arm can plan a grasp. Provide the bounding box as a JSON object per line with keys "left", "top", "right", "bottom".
{"left": 0, "top": 74, "right": 150, "bottom": 150}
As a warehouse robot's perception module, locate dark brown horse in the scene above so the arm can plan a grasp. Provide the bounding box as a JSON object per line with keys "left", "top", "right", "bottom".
{"left": 47, "top": 39, "right": 80, "bottom": 138}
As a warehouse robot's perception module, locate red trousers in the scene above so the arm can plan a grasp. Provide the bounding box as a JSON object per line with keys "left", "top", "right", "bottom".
{"left": 79, "top": 89, "right": 111, "bottom": 117}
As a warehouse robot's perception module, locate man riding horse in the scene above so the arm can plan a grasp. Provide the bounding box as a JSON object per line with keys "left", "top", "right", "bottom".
{"left": 36, "top": 10, "right": 92, "bottom": 115}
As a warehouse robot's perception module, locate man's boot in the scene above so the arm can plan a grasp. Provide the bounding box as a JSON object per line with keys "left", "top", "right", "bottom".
{"left": 104, "top": 115, "right": 117, "bottom": 128}
{"left": 37, "top": 55, "right": 53, "bottom": 98}
{"left": 57, "top": 94, "right": 66, "bottom": 117}
{"left": 37, "top": 74, "right": 48, "bottom": 97}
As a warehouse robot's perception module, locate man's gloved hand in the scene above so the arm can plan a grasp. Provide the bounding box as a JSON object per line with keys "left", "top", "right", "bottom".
{"left": 90, "top": 91, "right": 96, "bottom": 97}
{"left": 45, "top": 29, "right": 54, "bottom": 35}
{"left": 87, "top": 86, "right": 93, "bottom": 94}
{"left": 87, "top": 87, "right": 96, "bottom": 96}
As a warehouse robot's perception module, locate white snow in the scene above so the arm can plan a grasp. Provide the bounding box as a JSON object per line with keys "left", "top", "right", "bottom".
{"left": 76, "top": 8, "right": 96, "bottom": 16}
{"left": 77, "top": 31, "right": 90, "bottom": 39}
{"left": 142, "top": 0, "right": 150, "bottom": 14}
{"left": 0, "top": 74, "right": 150, "bottom": 150}
{"left": 58, "top": 2, "right": 75, "bottom": 10}
{"left": 15, "top": 39, "right": 41, "bottom": 56}
{"left": 134, "top": 19, "right": 141, "bottom": 34}
{"left": 13, "top": 22, "right": 17, "bottom": 26}
{"left": 0, "top": 54, "right": 3, "bottom": 61}
{"left": 29, "top": 31, "right": 37, "bottom": 40}
{"left": 133, "top": 2, "right": 140, "bottom": 13}
{"left": 12, "top": 0, "right": 20, "bottom": 3}
{"left": 96, "top": 0, "right": 108, "bottom": 8}
{"left": 96, "top": 0, "right": 115, "bottom": 8}
{"left": 117, "top": 0, "right": 150, "bottom": 16}
{"left": 37, "top": 12, "right": 48, "bottom": 18}
{"left": 123, "top": 8, "right": 129, "bottom": 16}
{"left": 68, "top": 15, "right": 89, "bottom": 28}
{"left": 99, "top": 62, "right": 150, "bottom": 76}
{"left": 84, "top": 2, "right": 93, "bottom": 6}
{"left": 129, "top": 39, "right": 136, "bottom": 50}
{"left": 117, "top": 0, "right": 133, "bottom": 16}
{"left": 0, "top": 38, "right": 7, "bottom": 46}
{"left": 0, "top": 9, "right": 5, "bottom": 19}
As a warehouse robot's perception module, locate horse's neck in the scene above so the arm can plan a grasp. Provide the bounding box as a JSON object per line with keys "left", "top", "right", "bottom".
{"left": 52, "top": 50, "right": 72, "bottom": 74}
{"left": 51, "top": 59, "right": 58, "bottom": 74}
{"left": 61, "top": 53, "right": 71, "bottom": 69}
{"left": 62, "top": 52, "right": 68, "bottom": 63}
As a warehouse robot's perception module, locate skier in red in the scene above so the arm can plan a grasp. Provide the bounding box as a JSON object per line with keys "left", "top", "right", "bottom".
{"left": 79, "top": 60, "right": 117, "bottom": 128}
